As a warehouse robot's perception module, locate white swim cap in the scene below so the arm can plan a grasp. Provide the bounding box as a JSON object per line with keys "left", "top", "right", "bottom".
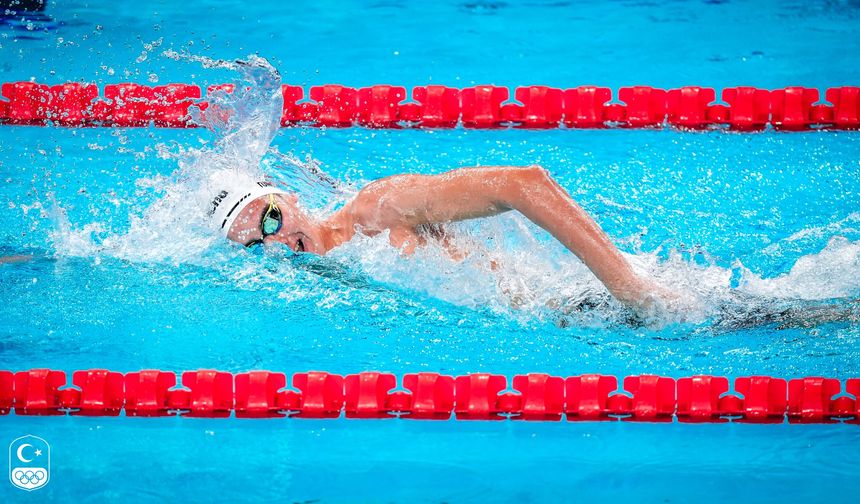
{"left": 206, "top": 170, "right": 288, "bottom": 236}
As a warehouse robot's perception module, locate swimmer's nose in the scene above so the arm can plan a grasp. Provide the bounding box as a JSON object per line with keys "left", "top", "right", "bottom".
{"left": 262, "top": 235, "right": 284, "bottom": 247}
{"left": 263, "top": 233, "right": 302, "bottom": 253}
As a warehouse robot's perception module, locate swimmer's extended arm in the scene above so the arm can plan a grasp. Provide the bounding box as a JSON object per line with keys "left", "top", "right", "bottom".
{"left": 357, "top": 166, "right": 663, "bottom": 311}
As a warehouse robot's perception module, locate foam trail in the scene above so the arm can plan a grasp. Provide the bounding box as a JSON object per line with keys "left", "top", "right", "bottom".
{"left": 740, "top": 236, "right": 860, "bottom": 300}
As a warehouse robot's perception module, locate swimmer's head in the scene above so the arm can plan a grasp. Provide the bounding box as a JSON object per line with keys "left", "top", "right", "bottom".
{"left": 206, "top": 170, "right": 324, "bottom": 254}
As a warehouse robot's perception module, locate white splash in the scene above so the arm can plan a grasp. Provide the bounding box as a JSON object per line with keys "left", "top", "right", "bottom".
{"left": 51, "top": 54, "right": 340, "bottom": 267}
{"left": 740, "top": 236, "right": 860, "bottom": 300}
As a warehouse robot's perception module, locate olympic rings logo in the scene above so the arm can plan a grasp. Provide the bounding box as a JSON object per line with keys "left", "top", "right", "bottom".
{"left": 13, "top": 469, "right": 46, "bottom": 485}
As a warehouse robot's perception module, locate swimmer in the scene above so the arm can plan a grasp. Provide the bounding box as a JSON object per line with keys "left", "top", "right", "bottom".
{"left": 209, "top": 164, "right": 675, "bottom": 318}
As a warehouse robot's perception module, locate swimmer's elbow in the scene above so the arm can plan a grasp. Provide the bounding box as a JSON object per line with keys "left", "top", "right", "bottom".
{"left": 503, "top": 165, "right": 554, "bottom": 203}
{"left": 520, "top": 164, "right": 552, "bottom": 186}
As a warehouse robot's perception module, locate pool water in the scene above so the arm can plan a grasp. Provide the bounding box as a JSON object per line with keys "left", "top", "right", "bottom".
{"left": 2, "top": 0, "right": 860, "bottom": 502}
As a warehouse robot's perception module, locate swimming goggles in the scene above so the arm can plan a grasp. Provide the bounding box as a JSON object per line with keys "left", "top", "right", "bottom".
{"left": 244, "top": 194, "right": 282, "bottom": 248}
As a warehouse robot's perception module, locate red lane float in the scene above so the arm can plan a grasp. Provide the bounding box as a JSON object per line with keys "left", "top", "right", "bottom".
{"left": 2, "top": 369, "right": 859, "bottom": 423}
{"left": 62, "top": 369, "right": 125, "bottom": 416}
{"left": 722, "top": 86, "right": 771, "bottom": 131}
{"left": 1, "top": 82, "right": 51, "bottom": 125}
{"left": 826, "top": 86, "right": 860, "bottom": 129}
{"left": 667, "top": 86, "right": 716, "bottom": 129}
{"left": 733, "top": 376, "right": 788, "bottom": 422}
{"left": 770, "top": 86, "right": 820, "bottom": 131}
{"left": 563, "top": 86, "right": 611, "bottom": 128}
{"left": 508, "top": 86, "right": 564, "bottom": 128}
{"left": 279, "top": 84, "right": 305, "bottom": 125}
{"left": 565, "top": 374, "right": 617, "bottom": 420}
{"left": 406, "top": 86, "right": 460, "bottom": 127}
{"left": 454, "top": 373, "right": 507, "bottom": 419}
{"left": 460, "top": 85, "right": 508, "bottom": 128}
{"left": 513, "top": 373, "right": 565, "bottom": 420}
{"left": 615, "top": 86, "right": 668, "bottom": 127}
{"left": 124, "top": 370, "right": 176, "bottom": 417}
{"left": 180, "top": 370, "right": 233, "bottom": 418}
{"left": 48, "top": 83, "right": 99, "bottom": 126}
{"left": 152, "top": 84, "right": 202, "bottom": 127}
{"left": 677, "top": 375, "right": 730, "bottom": 421}
{"left": 401, "top": 372, "right": 455, "bottom": 419}
{"left": 234, "top": 371, "right": 287, "bottom": 418}
{"left": 0, "top": 371, "right": 13, "bottom": 415}
{"left": 292, "top": 371, "right": 345, "bottom": 418}
{"left": 2, "top": 82, "right": 859, "bottom": 131}
{"left": 357, "top": 85, "right": 406, "bottom": 128}
{"left": 344, "top": 371, "right": 397, "bottom": 418}
{"left": 788, "top": 377, "right": 844, "bottom": 423}
{"left": 12, "top": 369, "right": 66, "bottom": 415}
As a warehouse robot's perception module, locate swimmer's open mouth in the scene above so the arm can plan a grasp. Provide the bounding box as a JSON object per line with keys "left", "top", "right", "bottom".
{"left": 288, "top": 232, "right": 307, "bottom": 253}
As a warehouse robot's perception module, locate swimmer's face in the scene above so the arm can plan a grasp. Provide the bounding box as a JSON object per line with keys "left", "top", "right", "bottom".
{"left": 226, "top": 193, "right": 323, "bottom": 254}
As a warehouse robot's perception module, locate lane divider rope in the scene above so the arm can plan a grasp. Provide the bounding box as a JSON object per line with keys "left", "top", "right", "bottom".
{"left": 1, "top": 369, "right": 858, "bottom": 422}
{"left": 0, "top": 82, "right": 858, "bottom": 131}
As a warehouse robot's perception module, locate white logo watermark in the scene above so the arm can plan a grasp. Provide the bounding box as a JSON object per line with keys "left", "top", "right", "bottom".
{"left": 8, "top": 435, "right": 50, "bottom": 491}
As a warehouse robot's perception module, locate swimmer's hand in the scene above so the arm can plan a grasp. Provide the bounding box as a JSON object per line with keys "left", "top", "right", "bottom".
{"left": 614, "top": 277, "right": 685, "bottom": 322}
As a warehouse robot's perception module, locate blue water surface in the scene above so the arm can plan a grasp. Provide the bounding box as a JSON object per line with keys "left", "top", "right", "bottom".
{"left": 1, "top": 1, "right": 860, "bottom": 502}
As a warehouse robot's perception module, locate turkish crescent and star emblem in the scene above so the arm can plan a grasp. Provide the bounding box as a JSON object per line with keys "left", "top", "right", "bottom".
{"left": 8, "top": 435, "right": 50, "bottom": 491}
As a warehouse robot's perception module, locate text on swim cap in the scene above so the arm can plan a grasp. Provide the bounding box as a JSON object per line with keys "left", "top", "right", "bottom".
{"left": 208, "top": 190, "right": 229, "bottom": 216}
